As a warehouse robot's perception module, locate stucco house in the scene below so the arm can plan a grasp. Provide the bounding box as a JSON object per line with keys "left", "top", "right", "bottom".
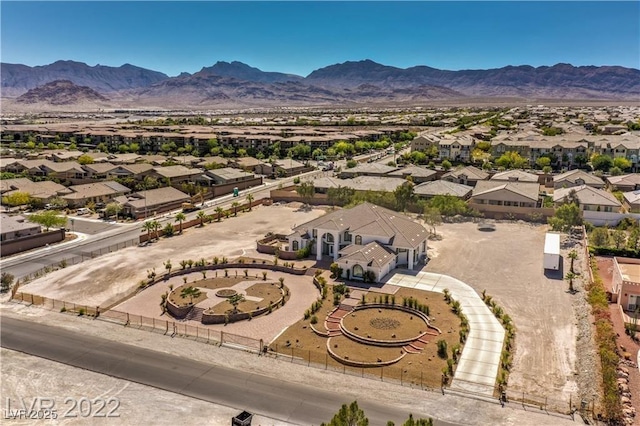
{"left": 285, "top": 202, "right": 428, "bottom": 282}
{"left": 442, "top": 165, "right": 489, "bottom": 187}
{"left": 611, "top": 257, "right": 640, "bottom": 313}
{"left": 553, "top": 185, "right": 622, "bottom": 212}
{"left": 553, "top": 169, "right": 605, "bottom": 189}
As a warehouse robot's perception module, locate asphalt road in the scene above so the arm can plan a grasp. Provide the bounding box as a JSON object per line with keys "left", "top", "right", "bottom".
{"left": 0, "top": 317, "right": 455, "bottom": 426}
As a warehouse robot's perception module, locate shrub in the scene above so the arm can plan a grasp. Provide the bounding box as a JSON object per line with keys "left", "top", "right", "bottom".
{"left": 262, "top": 271, "right": 267, "bottom": 281}
{"left": 310, "top": 315, "right": 318, "bottom": 324}
{"left": 60, "top": 306, "right": 67, "bottom": 313}
{"left": 224, "top": 269, "right": 229, "bottom": 277}
{"left": 443, "top": 288, "right": 451, "bottom": 303}
{"left": 78, "top": 308, "right": 85, "bottom": 316}
{"left": 304, "top": 309, "right": 311, "bottom": 320}
{"left": 437, "top": 339, "right": 448, "bottom": 359}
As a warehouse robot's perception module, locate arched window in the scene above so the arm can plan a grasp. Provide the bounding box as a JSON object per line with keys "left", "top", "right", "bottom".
{"left": 326, "top": 233, "right": 334, "bottom": 243}
{"left": 353, "top": 264, "right": 364, "bottom": 278}
{"left": 355, "top": 235, "right": 362, "bottom": 245}
{"left": 292, "top": 241, "right": 299, "bottom": 251}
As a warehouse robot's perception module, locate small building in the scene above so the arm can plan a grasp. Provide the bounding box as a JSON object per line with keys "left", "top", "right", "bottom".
{"left": 336, "top": 241, "right": 397, "bottom": 282}
{"left": 0, "top": 214, "right": 41, "bottom": 241}
{"left": 611, "top": 257, "right": 640, "bottom": 312}
{"left": 202, "top": 167, "right": 256, "bottom": 185}
{"left": 59, "top": 181, "right": 131, "bottom": 208}
{"left": 623, "top": 190, "right": 640, "bottom": 213}
{"left": 543, "top": 232, "right": 561, "bottom": 270}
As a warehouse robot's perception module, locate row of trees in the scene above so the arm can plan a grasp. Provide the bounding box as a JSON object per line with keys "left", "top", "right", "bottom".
{"left": 321, "top": 401, "right": 433, "bottom": 426}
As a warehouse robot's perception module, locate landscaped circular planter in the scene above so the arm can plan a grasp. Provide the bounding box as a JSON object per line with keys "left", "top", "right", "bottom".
{"left": 340, "top": 305, "right": 432, "bottom": 346}
{"left": 215, "top": 288, "right": 238, "bottom": 298}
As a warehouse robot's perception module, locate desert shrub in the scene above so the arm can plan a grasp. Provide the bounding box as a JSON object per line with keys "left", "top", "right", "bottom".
{"left": 310, "top": 315, "right": 318, "bottom": 325}
{"left": 437, "top": 339, "right": 448, "bottom": 359}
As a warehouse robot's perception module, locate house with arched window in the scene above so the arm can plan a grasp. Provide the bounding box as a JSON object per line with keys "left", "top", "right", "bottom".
{"left": 285, "top": 202, "right": 429, "bottom": 282}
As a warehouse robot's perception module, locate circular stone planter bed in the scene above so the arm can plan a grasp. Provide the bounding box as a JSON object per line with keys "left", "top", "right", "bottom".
{"left": 341, "top": 306, "right": 430, "bottom": 345}
{"left": 215, "top": 288, "right": 238, "bottom": 298}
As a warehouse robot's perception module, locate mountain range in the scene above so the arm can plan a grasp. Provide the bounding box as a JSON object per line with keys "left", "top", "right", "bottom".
{"left": 2, "top": 59, "right": 639, "bottom": 110}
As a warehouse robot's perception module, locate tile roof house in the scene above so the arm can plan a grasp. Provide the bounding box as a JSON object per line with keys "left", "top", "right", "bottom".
{"left": 285, "top": 202, "right": 428, "bottom": 281}
{"left": 150, "top": 165, "right": 204, "bottom": 183}
{"left": 442, "top": 165, "right": 489, "bottom": 187}
{"left": 0, "top": 178, "right": 66, "bottom": 202}
{"left": 388, "top": 166, "right": 438, "bottom": 184}
{"left": 470, "top": 181, "right": 540, "bottom": 208}
{"left": 339, "top": 163, "right": 398, "bottom": 179}
{"left": 607, "top": 174, "right": 640, "bottom": 192}
{"left": 553, "top": 185, "right": 622, "bottom": 212}
{"left": 59, "top": 181, "right": 131, "bottom": 208}
{"left": 414, "top": 180, "right": 473, "bottom": 200}
{"left": 114, "top": 187, "right": 191, "bottom": 219}
{"left": 623, "top": 190, "right": 640, "bottom": 213}
{"left": 553, "top": 169, "right": 605, "bottom": 189}
{"left": 337, "top": 242, "right": 398, "bottom": 282}
{"left": 0, "top": 214, "right": 41, "bottom": 242}
{"left": 490, "top": 170, "right": 540, "bottom": 183}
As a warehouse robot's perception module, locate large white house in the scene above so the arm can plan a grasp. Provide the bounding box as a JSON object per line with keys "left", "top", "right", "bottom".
{"left": 286, "top": 202, "right": 429, "bottom": 282}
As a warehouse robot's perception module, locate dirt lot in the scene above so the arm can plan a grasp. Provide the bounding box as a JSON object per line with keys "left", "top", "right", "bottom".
{"left": 18, "top": 204, "right": 326, "bottom": 308}
{"left": 424, "top": 221, "right": 592, "bottom": 404}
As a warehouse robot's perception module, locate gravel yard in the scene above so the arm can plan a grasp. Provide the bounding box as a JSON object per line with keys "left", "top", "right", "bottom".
{"left": 17, "top": 204, "right": 326, "bottom": 308}
{"left": 424, "top": 221, "right": 597, "bottom": 406}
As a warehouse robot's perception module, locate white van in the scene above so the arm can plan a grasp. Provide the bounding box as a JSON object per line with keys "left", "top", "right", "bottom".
{"left": 77, "top": 208, "right": 91, "bottom": 216}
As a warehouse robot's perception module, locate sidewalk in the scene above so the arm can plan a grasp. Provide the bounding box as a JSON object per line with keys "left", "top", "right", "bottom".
{"left": 382, "top": 270, "right": 504, "bottom": 396}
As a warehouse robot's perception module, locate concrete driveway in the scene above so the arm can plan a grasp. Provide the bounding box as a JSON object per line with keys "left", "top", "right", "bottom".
{"left": 382, "top": 270, "right": 504, "bottom": 396}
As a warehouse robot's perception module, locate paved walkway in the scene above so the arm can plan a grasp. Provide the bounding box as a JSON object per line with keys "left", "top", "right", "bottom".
{"left": 382, "top": 270, "right": 504, "bottom": 396}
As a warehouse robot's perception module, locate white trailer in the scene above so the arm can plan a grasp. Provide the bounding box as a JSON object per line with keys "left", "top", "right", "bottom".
{"left": 544, "top": 232, "right": 561, "bottom": 270}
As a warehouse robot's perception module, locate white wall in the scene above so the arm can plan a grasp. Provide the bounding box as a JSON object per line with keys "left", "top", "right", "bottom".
{"left": 583, "top": 211, "right": 640, "bottom": 226}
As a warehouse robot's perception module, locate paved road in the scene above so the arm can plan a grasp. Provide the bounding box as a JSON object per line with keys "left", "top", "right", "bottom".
{"left": 0, "top": 317, "right": 456, "bottom": 426}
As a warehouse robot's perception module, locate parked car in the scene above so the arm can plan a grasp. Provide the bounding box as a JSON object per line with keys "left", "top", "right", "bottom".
{"left": 76, "top": 208, "right": 91, "bottom": 216}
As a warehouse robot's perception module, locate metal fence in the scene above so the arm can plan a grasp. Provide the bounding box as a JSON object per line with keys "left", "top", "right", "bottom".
{"left": 10, "top": 292, "right": 590, "bottom": 420}
{"left": 17, "top": 238, "right": 140, "bottom": 283}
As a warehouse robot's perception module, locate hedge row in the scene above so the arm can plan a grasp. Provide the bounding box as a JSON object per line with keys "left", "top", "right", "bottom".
{"left": 588, "top": 258, "right": 622, "bottom": 423}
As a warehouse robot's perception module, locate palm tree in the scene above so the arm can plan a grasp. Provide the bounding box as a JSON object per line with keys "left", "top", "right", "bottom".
{"left": 215, "top": 206, "right": 224, "bottom": 222}
{"left": 231, "top": 201, "right": 240, "bottom": 216}
{"left": 150, "top": 220, "right": 161, "bottom": 240}
{"left": 568, "top": 250, "right": 578, "bottom": 273}
{"left": 141, "top": 221, "right": 154, "bottom": 241}
{"left": 174, "top": 212, "right": 186, "bottom": 233}
{"left": 180, "top": 286, "right": 202, "bottom": 305}
{"left": 196, "top": 210, "right": 206, "bottom": 227}
{"left": 246, "top": 193, "right": 254, "bottom": 211}
{"left": 565, "top": 271, "right": 577, "bottom": 293}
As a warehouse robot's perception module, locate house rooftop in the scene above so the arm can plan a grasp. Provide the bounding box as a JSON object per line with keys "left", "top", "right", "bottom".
{"left": 443, "top": 165, "right": 489, "bottom": 181}
{"left": 473, "top": 180, "right": 540, "bottom": 202}
{"left": 388, "top": 166, "right": 437, "bottom": 179}
{"left": 414, "top": 180, "right": 473, "bottom": 198}
{"left": 338, "top": 241, "right": 396, "bottom": 269}
{"left": 490, "top": 170, "right": 539, "bottom": 183}
{"left": 553, "top": 169, "right": 604, "bottom": 186}
{"left": 553, "top": 185, "right": 621, "bottom": 207}
{"left": 289, "top": 202, "right": 428, "bottom": 249}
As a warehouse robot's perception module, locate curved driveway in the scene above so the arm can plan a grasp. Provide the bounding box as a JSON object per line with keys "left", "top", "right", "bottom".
{"left": 382, "top": 271, "right": 504, "bottom": 396}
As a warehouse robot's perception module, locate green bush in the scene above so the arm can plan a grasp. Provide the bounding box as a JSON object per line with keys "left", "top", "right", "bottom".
{"left": 437, "top": 339, "right": 448, "bottom": 359}
{"left": 310, "top": 315, "right": 318, "bottom": 325}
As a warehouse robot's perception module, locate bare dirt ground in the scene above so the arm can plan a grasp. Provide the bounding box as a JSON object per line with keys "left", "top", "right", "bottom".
{"left": 18, "top": 204, "right": 325, "bottom": 308}
{"left": 424, "top": 221, "right": 595, "bottom": 405}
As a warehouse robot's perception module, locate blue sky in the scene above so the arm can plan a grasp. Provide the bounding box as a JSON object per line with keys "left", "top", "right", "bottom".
{"left": 2, "top": 2, "right": 638, "bottom": 77}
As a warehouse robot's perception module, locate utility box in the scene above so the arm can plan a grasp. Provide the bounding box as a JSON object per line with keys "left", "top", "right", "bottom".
{"left": 232, "top": 411, "right": 253, "bottom": 426}
{"left": 544, "top": 232, "right": 561, "bottom": 270}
